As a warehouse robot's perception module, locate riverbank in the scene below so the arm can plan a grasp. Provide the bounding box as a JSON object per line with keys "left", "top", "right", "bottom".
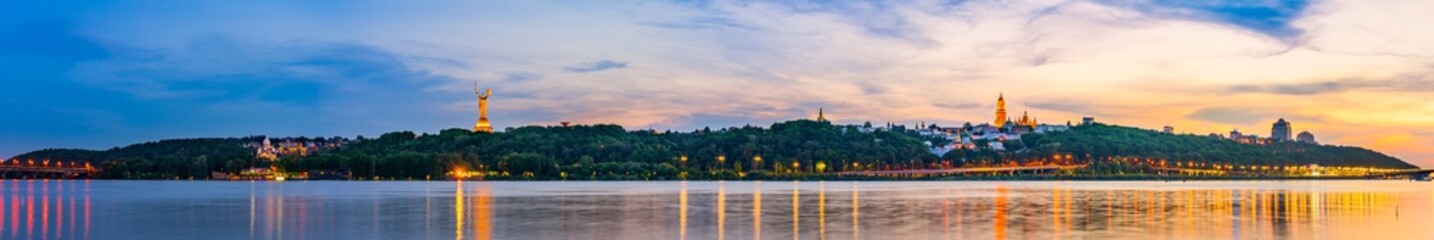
{"left": 30, "top": 175, "right": 1421, "bottom": 181}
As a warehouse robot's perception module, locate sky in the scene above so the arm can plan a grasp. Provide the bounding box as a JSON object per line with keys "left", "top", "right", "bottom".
{"left": 1, "top": 0, "right": 1432, "bottom": 167}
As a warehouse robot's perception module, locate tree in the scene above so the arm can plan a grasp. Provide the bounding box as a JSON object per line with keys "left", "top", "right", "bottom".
{"left": 503, "top": 153, "right": 558, "bottom": 178}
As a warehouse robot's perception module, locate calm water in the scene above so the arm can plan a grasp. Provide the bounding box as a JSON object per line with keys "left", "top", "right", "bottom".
{"left": 1, "top": 180, "right": 1432, "bottom": 240}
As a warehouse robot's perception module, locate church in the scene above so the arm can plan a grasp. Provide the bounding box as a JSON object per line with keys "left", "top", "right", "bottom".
{"left": 992, "top": 93, "right": 1038, "bottom": 129}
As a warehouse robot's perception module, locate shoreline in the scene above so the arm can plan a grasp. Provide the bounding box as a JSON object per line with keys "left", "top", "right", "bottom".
{"left": 9, "top": 175, "right": 1426, "bottom": 182}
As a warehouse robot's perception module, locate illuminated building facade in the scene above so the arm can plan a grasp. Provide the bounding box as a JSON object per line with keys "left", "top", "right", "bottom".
{"left": 244, "top": 136, "right": 346, "bottom": 160}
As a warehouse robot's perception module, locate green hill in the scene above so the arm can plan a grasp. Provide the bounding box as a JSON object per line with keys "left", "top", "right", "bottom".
{"left": 13, "top": 120, "right": 1417, "bottom": 179}
{"left": 1009, "top": 124, "right": 1416, "bottom": 169}
{"left": 284, "top": 120, "right": 937, "bottom": 180}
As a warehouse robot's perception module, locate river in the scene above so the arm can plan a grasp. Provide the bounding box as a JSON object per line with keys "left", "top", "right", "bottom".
{"left": 1, "top": 180, "right": 1431, "bottom": 239}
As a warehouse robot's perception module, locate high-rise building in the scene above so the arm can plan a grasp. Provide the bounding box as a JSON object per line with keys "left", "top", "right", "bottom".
{"left": 1271, "top": 118, "right": 1291, "bottom": 141}
{"left": 1297, "top": 131, "right": 1316, "bottom": 144}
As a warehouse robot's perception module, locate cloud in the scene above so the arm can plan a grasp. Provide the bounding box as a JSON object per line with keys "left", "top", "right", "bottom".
{"left": 1024, "top": 101, "right": 1097, "bottom": 115}
{"left": 934, "top": 102, "right": 981, "bottom": 110}
{"left": 0, "top": 35, "right": 492, "bottom": 158}
{"left": 498, "top": 72, "right": 542, "bottom": 82}
{"left": 640, "top": 16, "right": 758, "bottom": 31}
{"left": 564, "top": 60, "right": 629, "bottom": 73}
{"left": 1096, "top": 0, "right": 1311, "bottom": 40}
{"left": 70, "top": 39, "right": 462, "bottom": 104}
{"left": 1227, "top": 73, "right": 1434, "bottom": 95}
{"left": 1185, "top": 107, "right": 1271, "bottom": 125}
{"left": 0, "top": 20, "right": 110, "bottom": 61}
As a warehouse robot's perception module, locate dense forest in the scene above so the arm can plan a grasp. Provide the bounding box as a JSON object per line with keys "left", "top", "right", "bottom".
{"left": 12, "top": 120, "right": 1417, "bottom": 179}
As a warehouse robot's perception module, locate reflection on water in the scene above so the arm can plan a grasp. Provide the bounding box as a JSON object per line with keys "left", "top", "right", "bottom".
{"left": 0, "top": 180, "right": 1431, "bottom": 239}
{"left": 2, "top": 180, "right": 90, "bottom": 240}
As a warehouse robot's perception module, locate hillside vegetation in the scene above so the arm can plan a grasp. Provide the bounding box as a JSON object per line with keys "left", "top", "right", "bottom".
{"left": 15, "top": 120, "right": 1416, "bottom": 179}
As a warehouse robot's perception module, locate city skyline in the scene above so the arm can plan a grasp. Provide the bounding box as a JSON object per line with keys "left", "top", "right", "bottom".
{"left": 3, "top": 0, "right": 1433, "bottom": 167}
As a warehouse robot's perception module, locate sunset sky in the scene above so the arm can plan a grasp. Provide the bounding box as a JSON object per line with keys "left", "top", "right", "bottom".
{"left": 2, "top": 0, "right": 1432, "bottom": 167}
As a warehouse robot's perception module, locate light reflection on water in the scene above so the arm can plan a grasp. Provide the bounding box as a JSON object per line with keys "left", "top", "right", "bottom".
{"left": 0, "top": 180, "right": 1431, "bottom": 239}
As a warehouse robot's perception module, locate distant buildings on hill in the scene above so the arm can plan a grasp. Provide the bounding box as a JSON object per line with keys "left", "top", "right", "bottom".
{"left": 243, "top": 136, "right": 350, "bottom": 160}
{"left": 1204, "top": 118, "right": 1317, "bottom": 145}
{"left": 839, "top": 94, "right": 1073, "bottom": 156}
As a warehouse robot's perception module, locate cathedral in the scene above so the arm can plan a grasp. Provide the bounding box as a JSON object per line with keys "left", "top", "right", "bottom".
{"left": 993, "top": 93, "right": 1038, "bottom": 129}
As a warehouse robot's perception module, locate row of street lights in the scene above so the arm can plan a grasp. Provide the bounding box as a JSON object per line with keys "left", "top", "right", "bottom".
{"left": 680, "top": 154, "right": 839, "bottom": 173}
{"left": 2, "top": 159, "right": 92, "bottom": 168}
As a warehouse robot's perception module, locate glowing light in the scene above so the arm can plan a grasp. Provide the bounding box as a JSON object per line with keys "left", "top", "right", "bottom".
{"left": 717, "top": 183, "right": 726, "bottom": 240}
{"left": 455, "top": 181, "right": 464, "bottom": 240}
{"left": 679, "top": 182, "right": 687, "bottom": 240}
{"left": 449, "top": 166, "right": 483, "bottom": 179}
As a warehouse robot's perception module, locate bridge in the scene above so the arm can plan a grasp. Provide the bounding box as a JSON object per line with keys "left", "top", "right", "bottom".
{"left": 0, "top": 161, "right": 100, "bottom": 179}
{"left": 834, "top": 165, "right": 1087, "bottom": 177}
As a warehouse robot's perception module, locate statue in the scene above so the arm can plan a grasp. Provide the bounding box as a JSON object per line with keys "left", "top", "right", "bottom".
{"left": 473, "top": 82, "right": 494, "bottom": 133}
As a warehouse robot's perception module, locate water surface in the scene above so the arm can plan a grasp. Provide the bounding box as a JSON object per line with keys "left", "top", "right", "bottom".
{"left": 2, "top": 180, "right": 1432, "bottom": 239}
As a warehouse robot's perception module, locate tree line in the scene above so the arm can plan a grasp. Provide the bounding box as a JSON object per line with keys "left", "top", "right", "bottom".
{"left": 14, "top": 120, "right": 1417, "bottom": 179}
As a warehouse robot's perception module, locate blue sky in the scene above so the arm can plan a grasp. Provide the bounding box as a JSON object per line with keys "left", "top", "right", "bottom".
{"left": 3, "top": 0, "right": 1434, "bottom": 167}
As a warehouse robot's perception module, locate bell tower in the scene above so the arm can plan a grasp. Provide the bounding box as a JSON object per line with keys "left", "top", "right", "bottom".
{"left": 994, "top": 93, "right": 1007, "bottom": 128}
